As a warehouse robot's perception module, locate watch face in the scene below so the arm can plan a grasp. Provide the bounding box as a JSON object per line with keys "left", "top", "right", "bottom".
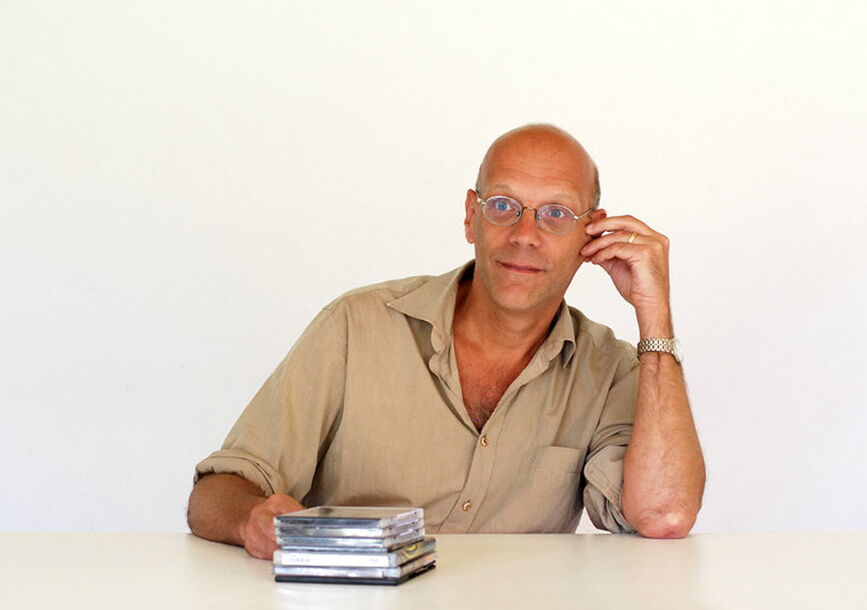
{"left": 673, "top": 338, "right": 684, "bottom": 363}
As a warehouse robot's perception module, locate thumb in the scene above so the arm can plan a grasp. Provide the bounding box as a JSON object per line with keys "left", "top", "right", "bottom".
{"left": 598, "top": 258, "right": 618, "bottom": 276}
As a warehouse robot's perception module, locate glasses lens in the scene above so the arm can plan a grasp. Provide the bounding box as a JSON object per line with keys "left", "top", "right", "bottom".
{"left": 482, "top": 197, "right": 520, "bottom": 225}
{"left": 538, "top": 205, "right": 576, "bottom": 234}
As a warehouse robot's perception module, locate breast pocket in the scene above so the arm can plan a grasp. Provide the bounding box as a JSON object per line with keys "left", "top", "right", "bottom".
{"left": 533, "top": 446, "right": 584, "bottom": 475}
{"left": 527, "top": 446, "right": 586, "bottom": 532}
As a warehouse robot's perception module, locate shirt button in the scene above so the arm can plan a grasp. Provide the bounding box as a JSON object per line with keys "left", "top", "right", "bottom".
{"left": 462, "top": 500, "right": 472, "bottom": 511}
{"left": 480, "top": 435, "right": 488, "bottom": 447}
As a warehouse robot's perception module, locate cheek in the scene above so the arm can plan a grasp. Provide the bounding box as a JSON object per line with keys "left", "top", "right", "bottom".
{"left": 575, "top": 235, "right": 592, "bottom": 258}
{"left": 565, "top": 241, "right": 588, "bottom": 267}
{"left": 472, "top": 222, "right": 499, "bottom": 251}
{"left": 466, "top": 213, "right": 487, "bottom": 245}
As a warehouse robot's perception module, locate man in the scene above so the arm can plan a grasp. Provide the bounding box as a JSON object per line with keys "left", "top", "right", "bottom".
{"left": 188, "top": 124, "right": 705, "bottom": 559}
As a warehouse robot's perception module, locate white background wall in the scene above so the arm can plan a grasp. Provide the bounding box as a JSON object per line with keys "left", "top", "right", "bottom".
{"left": 1, "top": 1, "right": 865, "bottom": 534}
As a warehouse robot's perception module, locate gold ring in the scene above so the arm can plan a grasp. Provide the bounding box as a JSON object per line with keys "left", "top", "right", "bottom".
{"left": 627, "top": 232, "right": 638, "bottom": 244}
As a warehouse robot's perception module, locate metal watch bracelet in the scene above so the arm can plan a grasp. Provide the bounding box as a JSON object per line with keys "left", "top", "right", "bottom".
{"left": 636, "top": 337, "right": 681, "bottom": 363}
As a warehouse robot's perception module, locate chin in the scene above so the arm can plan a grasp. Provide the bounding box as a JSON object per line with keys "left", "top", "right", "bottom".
{"left": 477, "top": 260, "right": 560, "bottom": 313}
{"left": 491, "top": 290, "right": 547, "bottom": 314}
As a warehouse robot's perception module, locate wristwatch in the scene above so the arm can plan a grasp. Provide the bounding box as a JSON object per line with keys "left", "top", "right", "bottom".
{"left": 636, "top": 337, "right": 683, "bottom": 364}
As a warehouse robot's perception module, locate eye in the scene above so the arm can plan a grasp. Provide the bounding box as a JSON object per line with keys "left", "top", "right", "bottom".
{"left": 488, "top": 197, "right": 517, "bottom": 214}
{"left": 542, "top": 205, "right": 571, "bottom": 219}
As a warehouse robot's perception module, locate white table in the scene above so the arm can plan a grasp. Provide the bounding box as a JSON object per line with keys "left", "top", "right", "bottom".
{"left": 1, "top": 532, "right": 865, "bottom": 609}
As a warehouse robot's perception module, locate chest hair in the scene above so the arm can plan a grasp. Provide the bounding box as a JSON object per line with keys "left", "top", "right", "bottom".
{"left": 457, "top": 358, "right": 525, "bottom": 432}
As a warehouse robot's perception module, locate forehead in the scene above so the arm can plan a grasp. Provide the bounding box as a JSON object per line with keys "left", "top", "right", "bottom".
{"left": 481, "top": 131, "right": 593, "bottom": 205}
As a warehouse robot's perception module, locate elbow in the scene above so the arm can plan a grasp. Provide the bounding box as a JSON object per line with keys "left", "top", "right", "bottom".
{"left": 621, "top": 489, "right": 702, "bottom": 539}
{"left": 633, "top": 512, "right": 696, "bottom": 539}
{"left": 186, "top": 491, "right": 202, "bottom": 537}
{"left": 186, "top": 481, "right": 211, "bottom": 539}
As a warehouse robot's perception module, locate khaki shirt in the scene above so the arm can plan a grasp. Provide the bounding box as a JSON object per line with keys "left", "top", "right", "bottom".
{"left": 195, "top": 262, "right": 638, "bottom": 534}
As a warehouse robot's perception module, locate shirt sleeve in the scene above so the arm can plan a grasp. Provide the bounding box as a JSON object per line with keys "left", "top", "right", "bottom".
{"left": 193, "top": 301, "right": 347, "bottom": 500}
{"left": 582, "top": 341, "right": 639, "bottom": 534}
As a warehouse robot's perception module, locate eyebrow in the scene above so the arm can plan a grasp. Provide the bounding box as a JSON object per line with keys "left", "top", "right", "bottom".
{"left": 485, "top": 184, "right": 582, "bottom": 207}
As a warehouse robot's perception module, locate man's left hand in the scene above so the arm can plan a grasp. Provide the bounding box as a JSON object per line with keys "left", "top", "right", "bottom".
{"left": 580, "top": 215, "right": 672, "bottom": 337}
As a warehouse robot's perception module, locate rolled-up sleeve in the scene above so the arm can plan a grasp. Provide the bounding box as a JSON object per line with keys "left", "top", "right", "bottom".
{"left": 582, "top": 342, "right": 639, "bottom": 534}
{"left": 194, "top": 301, "right": 347, "bottom": 500}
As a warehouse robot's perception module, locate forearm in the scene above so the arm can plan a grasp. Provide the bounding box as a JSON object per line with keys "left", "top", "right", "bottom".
{"left": 187, "top": 473, "right": 269, "bottom": 546}
{"left": 582, "top": 215, "right": 704, "bottom": 536}
{"left": 621, "top": 349, "right": 705, "bottom": 538}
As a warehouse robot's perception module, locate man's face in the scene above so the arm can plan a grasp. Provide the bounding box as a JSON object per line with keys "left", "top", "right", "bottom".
{"left": 463, "top": 130, "right": 602, "bottom": 315}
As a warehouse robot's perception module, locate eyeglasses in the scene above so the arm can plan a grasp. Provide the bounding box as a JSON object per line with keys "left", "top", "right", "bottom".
{"left": 476, "top": 193, "right": 596, "bottom": 235}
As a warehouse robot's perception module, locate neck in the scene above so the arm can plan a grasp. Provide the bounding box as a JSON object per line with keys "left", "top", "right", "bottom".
{"left": 453, "top": 278, "right": 561, "bottom": 361}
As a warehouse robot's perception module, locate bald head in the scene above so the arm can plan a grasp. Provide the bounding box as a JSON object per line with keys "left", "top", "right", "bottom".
{"left": 475, "top": 124, "right": 600, "bottom": 208}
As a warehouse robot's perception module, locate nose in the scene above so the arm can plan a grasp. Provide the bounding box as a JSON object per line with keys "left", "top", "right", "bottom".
{"left": 508, "top": 207, "right": 543, "bottom": 248}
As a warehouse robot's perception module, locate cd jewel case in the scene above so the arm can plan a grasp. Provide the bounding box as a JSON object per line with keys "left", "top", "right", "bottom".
{"left": 276, "top": 526, "right": 425, "bottom": 551}
{"left": 275, "top": 506, "right": 422, "bottom": 530}
{"left": 274, "top": 551, "right": 437, "bottom": 581}
{"left": 273, "top": 506, "right": 436, "bottom": 585}
{"left": 274, "top": 536, "right": 437, "bottom": 568}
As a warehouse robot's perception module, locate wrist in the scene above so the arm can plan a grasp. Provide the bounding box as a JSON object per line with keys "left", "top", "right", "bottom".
{"left": 235, "top": 508, "right": 252, "bottom": 548}
{"left": 637, "top": 337, "right": 683, "bottom": 364}
{"left": 636, "top": 306, "right": 673, "bottom": 339}
{"left": 236, "top": 496, "right": 267, "bottom": 547}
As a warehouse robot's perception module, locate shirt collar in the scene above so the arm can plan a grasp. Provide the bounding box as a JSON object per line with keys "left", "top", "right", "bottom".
{"left": 545, "top": 299, "right": 577, "bottom": 367}
{"left": 387, "top": 260, "right": 577, "bottom": 366}
{"left": 386, "top": 261, "right": 471, "bottom": 353}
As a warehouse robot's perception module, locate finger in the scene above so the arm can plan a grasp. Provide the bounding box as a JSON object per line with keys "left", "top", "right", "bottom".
{"left": 246, "top": 530, "right": 278, "bottom": 560}
{"left": 241, "top": 525, "right": 271, "bottom": 559}
{"left": 259, "top": 513, "right": 278, "bottom": 544}
{"left": 250, "top": 509, "right": 275, "bottom": 541}
{"left": 586, "top": 215, "right": 655, "bottom": 237}
{"left": 244, "top": 512, "right": 279, "bottom": 559}
{"left": 247, "top": 503, "right": 279, "bottom": 542}
{"left": 590, "top": 242, "right": 646, "bottom": 265}
{"left": 581, "top": 230, "right": 649, "bottom": 258}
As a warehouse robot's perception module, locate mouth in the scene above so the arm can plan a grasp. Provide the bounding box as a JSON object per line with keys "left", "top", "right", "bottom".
{"left": 499, "top": 261, "right": 544, "bottom": 274}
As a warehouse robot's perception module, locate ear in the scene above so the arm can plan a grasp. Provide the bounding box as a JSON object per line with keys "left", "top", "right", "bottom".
{"left": 464, "top": 189, "right": 477, "bottom": 244}
{"left": 591, "top": 208, "right": 607, "bottom": 222}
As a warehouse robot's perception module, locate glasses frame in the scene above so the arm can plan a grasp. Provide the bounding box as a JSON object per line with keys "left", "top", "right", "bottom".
{"left": 475, "top": 192, "right": 597, "bottom": 235}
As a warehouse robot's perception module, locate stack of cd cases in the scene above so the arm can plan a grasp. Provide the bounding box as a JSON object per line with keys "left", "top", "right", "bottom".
{"left": 273, "top": 506, "right": 436, "bottom": 585}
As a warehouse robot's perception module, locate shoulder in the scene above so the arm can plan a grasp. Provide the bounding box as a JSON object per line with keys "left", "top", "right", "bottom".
{"left": 290, "top": 274, "right": 437, "bottom": 352}
{"left": 567, "top": 306, "right": 638, "bottom": 370}
{"left": 322, "top": 273, "right": 435, "bottom": 313}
